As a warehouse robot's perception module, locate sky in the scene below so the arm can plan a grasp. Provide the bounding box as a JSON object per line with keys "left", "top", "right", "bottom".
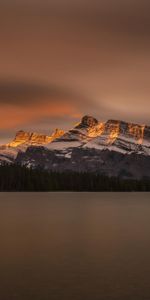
{"left": 0, "top": 0, "right": 150, "bottom": 143}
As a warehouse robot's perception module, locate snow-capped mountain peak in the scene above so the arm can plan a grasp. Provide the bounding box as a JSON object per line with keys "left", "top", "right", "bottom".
{"left": 1, "top": 116, "right": 150, "bottom": 179}
{"left": 85, "top": 119, "right": 150, "bottom": 155}
{"left": 8, "top": 128, "right": 65, "bottom": 148}
{"left": 46, "top": 115, "right": 103, "bottom": 150}
{"left": 0, "top": 128, "right": 65, "bottom": 164}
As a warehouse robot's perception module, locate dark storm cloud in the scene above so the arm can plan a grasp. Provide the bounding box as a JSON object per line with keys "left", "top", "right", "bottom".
{"left": 0, "top": 79, "right": 99, "bottom": 113}
{"left": 0, "top": 80, "right": 58, "bottom": 105}
{"left": 0, "top": 80, "right": 81, "bottom": 105}
{"left": 0, "top": 0, "right": 150, "bottom": 142}
{"left": 2, "top": 0, "right": 150, "bottom": 36}
{"left": 0, "top": 79, "right": 103, "bottom": 141}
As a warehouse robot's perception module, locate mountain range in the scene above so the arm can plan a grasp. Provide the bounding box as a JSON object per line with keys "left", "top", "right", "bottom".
{"left": 0, "top": 115, "right": 150, "bottom": 179}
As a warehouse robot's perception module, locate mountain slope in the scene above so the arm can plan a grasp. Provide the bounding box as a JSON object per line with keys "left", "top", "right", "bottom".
{"left": 16, "top": 146, "right": 150, "bottom": 179}
{"left": 0, "top": 128, "right": 64, "bottom": 164}
{"left": 9, "top": 128, "right": 65, "bottom": 148}
{"left": 1, "top": 115, "right": 150, "bottom": 179}
{"left": 46, "top": 115, "right": 104, "bottom": 150}
{"left": 85, "top": 119, "right": 150, "bottom": 155}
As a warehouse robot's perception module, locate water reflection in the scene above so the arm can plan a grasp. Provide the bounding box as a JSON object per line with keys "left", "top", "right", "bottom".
{"left": 0, "top": 193, "right": 150, "bottom": 300}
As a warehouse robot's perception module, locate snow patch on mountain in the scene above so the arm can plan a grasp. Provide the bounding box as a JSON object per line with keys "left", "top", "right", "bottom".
{"left": 47, "top": 141, "right": 82, "bottom": 150}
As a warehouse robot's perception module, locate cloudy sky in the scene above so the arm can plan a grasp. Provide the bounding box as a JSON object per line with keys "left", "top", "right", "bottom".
{"left": 0, "top": 0, "right": 150, "bottom": 143}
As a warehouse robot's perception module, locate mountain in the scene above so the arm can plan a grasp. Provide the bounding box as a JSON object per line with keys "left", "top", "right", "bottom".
{"left": 85, "top": 119, "right": 150, "bottom": 155}
{"left": 0, "top": 128, "right": 64, "bottom": 164}
{"left": 46, "top": 115, "right": 103, "bottom": 150}
{"left": 9, "top": 128, "right": 65, "bottom": 148}
{"left": 1, "top": 115, "right": 150, "bottom": 179}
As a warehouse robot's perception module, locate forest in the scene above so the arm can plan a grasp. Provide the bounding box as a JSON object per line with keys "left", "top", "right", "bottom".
{"left": 0, "top": 164, "right": 149, "bottom": 191}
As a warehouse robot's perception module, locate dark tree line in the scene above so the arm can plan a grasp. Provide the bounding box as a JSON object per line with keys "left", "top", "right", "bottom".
{"left": 0, "top": 164, "right": 150, "bottom": 191}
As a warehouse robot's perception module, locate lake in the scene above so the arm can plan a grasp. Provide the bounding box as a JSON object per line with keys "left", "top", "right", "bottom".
{"left": 0, "top": 193, "right": 150, "bottom": 300}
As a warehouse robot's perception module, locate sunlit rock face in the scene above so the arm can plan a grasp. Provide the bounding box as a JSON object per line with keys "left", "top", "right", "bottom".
{"left": 2, "top": 117, "right": 150, "bottom": 155}
{"left": 1, "top": 115, "right": 150, "bottom": 178}
{"left": 0, "top": 128, "right": 65, "bottom": 165}
{"left": 72, "top": 115, "right": 101, "bottom": 139}
{"left": 8, "top": 129, "right": 65, "bottom": 148}
{"left": 88, "top": 122, "right": 105, "bottom": 138}
{"left": 46, "top": 115, "right": 103, "bottom": 150}
{"left": 85, "top": 119, "right": 150, "bottom": 155}
{"left": 104, "top": 120, "right": 147, "bottom": 145}
{"left": 46, "top": 116, "right": 150, "bottom": 154}
{"left": 128, "top": 124, "right": 145, "bottom": 144}
{"left": 77, "top": 116, "right": 104, "bottom": 138}
{"left": 16, "top": 118, "right": 150, "bottom": 179}
{"left": 51, "top": 129, "right": 65, "bottom": 141}
{"left": 76, "top": 115, "right": 98, "bottom": 129}
{"left": 9, "top": 130, "right": 51, "bottom": 147}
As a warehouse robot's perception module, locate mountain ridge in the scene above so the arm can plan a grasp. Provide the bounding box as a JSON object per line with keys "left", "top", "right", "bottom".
{"left": 8, "top": 128, "right": 65, "bottom": 148}
{"left": 0, "top": 115, "right": 150, "bottom": 179}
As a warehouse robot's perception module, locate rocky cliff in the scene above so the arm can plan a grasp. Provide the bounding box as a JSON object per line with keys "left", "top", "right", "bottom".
{"left": 1, "top": 115, "right": 150, "bottom": 179}
{"left": 8, "top": 128, "right": 65, "bottom": 148}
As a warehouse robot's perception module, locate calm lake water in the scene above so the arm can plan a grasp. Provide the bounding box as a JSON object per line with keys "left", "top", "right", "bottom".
{"left": 0, "top": 193, "right": 150, "bottom": 300}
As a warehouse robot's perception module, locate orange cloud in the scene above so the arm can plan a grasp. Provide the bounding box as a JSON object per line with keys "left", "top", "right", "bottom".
{"left": 0, "top": 100, "right": 80, "bottom": 129}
